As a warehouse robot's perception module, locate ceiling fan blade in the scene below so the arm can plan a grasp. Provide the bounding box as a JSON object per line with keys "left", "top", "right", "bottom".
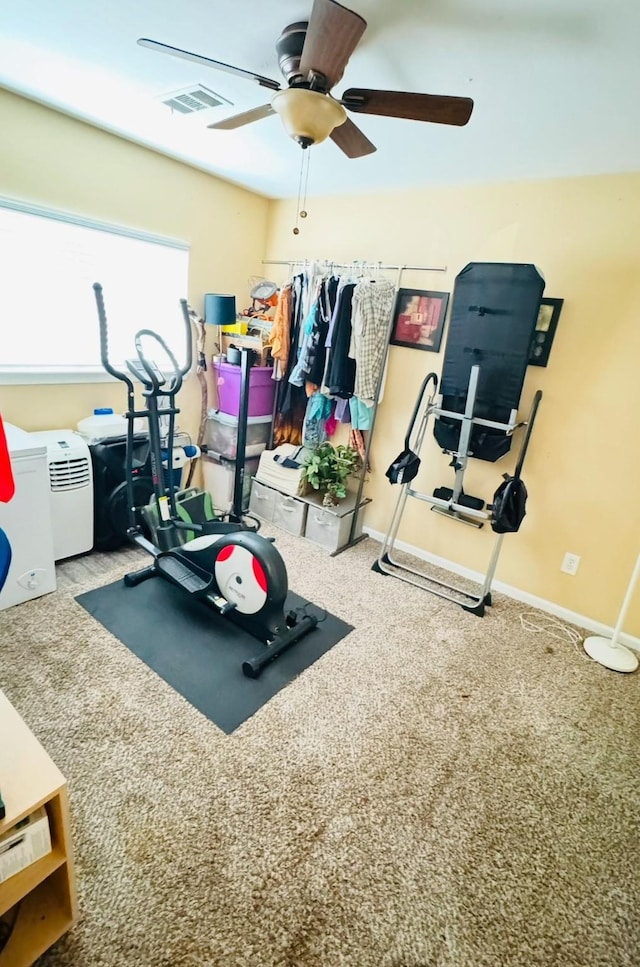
{"left": 208, "top": 103, "right": 275, "bottom": 130}
{"left": 342, "top": 89, "right": 474, "bottom": 126}
{"left": 299, "top": 0, "right": 367, "bottom": 90}
{"left": 137, "top": 38, "right": 281, "bottom": 91}
{"left": 330, "top": 118, "right": 376, "bottom": 158}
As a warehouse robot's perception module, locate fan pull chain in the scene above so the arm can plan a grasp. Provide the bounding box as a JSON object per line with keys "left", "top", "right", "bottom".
{"left": 293, "top": 149, "right": 312, "bottom": 236}
{"left": 300, "top": 149, "right": 311, "bottom": 219}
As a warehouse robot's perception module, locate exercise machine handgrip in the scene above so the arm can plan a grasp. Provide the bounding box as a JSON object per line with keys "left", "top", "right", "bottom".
{"left": 405, "top": 372, "right": 438, "bottom": 450}
{"left": 93, "top": 282, "right": 135, "bottom": 390}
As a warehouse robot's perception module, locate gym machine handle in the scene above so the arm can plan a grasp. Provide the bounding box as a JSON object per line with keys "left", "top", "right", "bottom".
{"left": 405, "top": 372, "right": 438, "bottom": 449}
{"left": 513, "top": 389, "right": 543, "bottom": 480}
{"left": 93, "top": 285, "right": 193, "bottom": 392}
{"left": 93, "top": 282, "right": 135, "bottom": 392}
{"left": 132, "top": 328, "right": 183, "bottom": 395}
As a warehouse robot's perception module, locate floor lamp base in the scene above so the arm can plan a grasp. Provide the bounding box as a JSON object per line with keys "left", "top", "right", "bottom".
{"left": 583, "top": 635, "right": 639, "bottom": 673}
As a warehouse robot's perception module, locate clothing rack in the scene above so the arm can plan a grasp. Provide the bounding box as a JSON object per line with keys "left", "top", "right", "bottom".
{"left": 262, "top": 258, "right": 448, "bottom": 556}
{"left": 263, "top": 260, "right": 447, "bottom": 273}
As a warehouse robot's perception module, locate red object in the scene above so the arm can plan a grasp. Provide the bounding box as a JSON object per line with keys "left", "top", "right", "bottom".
{"left": 0, "top": 415, "right": 15, "bottom": 503}
{"left": 251, "top": 556, "right": 267, "bottom": 593}
{"left": 216, "top": 544, "right": 234, "bottom": 562}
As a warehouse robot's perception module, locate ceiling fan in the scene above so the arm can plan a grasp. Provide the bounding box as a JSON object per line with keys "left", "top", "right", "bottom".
{"left": 138, "top": 0, "right": 474, "bottom": 159}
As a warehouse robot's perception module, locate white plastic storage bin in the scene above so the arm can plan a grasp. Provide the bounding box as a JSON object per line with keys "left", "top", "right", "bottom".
{"left": 203, "top": 454, "right": 260, "bottom": 514}
{"left": 205, "top": 411, "right": 271, "bottom": 460}
{"left": 77, "top": 408, "right": 127, "bottom": 444}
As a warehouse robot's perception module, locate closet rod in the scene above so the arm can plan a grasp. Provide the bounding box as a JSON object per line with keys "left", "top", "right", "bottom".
{"left": 262, "top": 260, "right": 447, "bottom": 272}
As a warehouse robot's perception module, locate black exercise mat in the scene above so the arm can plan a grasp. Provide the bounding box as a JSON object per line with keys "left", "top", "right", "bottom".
{"left": 76, "top": 578, "right": 352, "bottom": 734}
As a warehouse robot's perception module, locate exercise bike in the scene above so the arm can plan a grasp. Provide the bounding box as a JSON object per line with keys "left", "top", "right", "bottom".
{"left": 93, "top": 283, "right": 317, "bottom": 678}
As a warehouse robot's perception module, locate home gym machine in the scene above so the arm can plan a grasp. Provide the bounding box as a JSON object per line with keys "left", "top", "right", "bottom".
{"left": 93, "top": 283, "right": 317, "bottom": 678}
{"left": 374, "top": 262, "right": 545, "bottom": 616}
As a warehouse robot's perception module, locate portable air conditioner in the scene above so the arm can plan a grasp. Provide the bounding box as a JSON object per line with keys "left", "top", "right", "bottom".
{"left": 30, "top": 430, "right": 94, "bottom": 561}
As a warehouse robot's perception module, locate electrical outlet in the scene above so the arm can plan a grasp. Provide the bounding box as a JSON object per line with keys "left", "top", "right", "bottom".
{"left": 561, "top": 552, "right": 581, "bottom": 575}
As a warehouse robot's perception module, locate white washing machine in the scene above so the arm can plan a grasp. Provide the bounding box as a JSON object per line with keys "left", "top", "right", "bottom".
{"left": 0, "top": 423, "right": 57, "bottom": 610}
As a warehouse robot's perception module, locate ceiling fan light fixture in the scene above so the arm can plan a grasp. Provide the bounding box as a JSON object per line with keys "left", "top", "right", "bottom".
{"left": 271, "top": 88, "right": 346, "bottom": 147}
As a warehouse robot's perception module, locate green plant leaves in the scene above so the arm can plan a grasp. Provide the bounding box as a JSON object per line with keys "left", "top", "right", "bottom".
{"left": 302, "top": 441, "right": 361, "bottom": 504}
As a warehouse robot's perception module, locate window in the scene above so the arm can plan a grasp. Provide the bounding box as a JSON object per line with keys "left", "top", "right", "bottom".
{"left": 0, "top": 198, "right": 190, "bottom": 383}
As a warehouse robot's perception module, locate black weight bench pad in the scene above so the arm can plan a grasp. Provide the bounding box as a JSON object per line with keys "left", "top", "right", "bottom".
{"left": 434, "top": 262, "right": 544, "bottom": 462}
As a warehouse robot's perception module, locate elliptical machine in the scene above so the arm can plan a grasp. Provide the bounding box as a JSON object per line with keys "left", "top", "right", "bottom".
{"left": 93, "top": 283, "right": 317, "bottom": 678}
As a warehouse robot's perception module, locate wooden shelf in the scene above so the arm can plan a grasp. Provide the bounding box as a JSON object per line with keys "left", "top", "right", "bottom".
{"left": 0, "top": 691, "right": 76, "bottom": 964}
{"left": 0, "top": 693, "right": 65, "bottom": 833}
{"left": 0, "top": 847, "right": 66, "bottom": 917}
{"left": 0, "top": 866, "right": 74, "bottom": 967}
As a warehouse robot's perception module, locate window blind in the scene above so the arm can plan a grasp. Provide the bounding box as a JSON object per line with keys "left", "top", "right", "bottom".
{"left": 0, "top": 198, "right": 190, "bottom": 380}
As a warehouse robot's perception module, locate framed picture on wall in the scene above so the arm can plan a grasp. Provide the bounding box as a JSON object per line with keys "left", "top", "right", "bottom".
{"left": 390, "top": 289, "right": 449, "bottom": 353}
{"left": 529, "top": 297, "right": 563, "bottom": 367}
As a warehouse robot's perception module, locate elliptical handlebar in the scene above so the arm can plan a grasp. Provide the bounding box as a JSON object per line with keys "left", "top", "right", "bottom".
{"left": 93, "top": 282, "right": 135, "bottom": 391}
{"left": 133, "top": 328, "right": 183, "bottom": 395}
{"left": 92, "top": 284, "right": 193, "bottom": 394}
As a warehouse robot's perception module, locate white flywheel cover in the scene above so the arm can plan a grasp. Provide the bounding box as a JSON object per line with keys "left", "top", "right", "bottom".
{"left": 214, "top": 543, "right": 268, "bottom": 615}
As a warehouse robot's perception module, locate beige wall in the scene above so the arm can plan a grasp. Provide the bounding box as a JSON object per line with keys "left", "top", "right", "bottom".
{"left": 265, "top": 173, "right": 640, "bottom": 632}
{"left": 1, "top": 85, "right": 638, "bottom": 631}
{"left": 0, "top": 88, "right": 270, "bottom": 439}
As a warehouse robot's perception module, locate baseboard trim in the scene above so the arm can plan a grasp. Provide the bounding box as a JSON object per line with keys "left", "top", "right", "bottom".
{"left": 364, "top": 527, "right": 640, "bottom": 653}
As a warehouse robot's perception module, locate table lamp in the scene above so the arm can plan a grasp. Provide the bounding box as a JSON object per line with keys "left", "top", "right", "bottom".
{"left": 204, "top": 293, "right": 236, "bottom": 328}
{"left": 204, "top": 293, "right": 237, "bottom": 365}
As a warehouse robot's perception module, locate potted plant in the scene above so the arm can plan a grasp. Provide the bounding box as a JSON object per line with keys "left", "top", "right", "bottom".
{"left": 301, "top": 442, "right": 361, "bottom": 508}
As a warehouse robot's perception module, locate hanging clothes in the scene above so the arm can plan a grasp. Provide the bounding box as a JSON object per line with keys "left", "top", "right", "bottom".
{"left": 350, "top": 278, "right": 397, "bottom": 405}
{"left": 302, "top": 276, "right": 339, "bottom": 391}
{"left": 326, "top": 283, "right": 356, "bottom": 399}
{"left": 271, "top": 263, "right": 396, "bottom": 451}
{"left": 273, "top": 274, "right": 307, "bottom": 446}
{"left": 302, "top": 392, "right": 333, "bottom": 448}
{"left": 270, "top": 283, "right": 293, "bottom": 380}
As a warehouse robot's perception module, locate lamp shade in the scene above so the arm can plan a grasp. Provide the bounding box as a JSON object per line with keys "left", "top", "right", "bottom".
{"left": 204, "top": 293, "right": 236, "bottom": 327}
{"left": 271, "top": 89, "right": 347, "bottom": 147}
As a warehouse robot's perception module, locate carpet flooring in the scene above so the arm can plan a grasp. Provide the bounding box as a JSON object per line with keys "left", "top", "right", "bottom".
{"left": 0, "top": 533, "right": 639, "bottom": 967}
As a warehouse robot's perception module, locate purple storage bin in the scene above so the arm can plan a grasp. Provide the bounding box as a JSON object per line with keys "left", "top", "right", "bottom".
{"left": 214, "top": 361, "right": 276, "bottom": 417}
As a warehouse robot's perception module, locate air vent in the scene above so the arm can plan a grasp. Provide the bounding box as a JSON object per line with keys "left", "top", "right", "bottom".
{"left": 159, "top": 84, "right": 232, "bottom": 115}
{"left": 49, "top": 457, "right": 91, "bottom": 492}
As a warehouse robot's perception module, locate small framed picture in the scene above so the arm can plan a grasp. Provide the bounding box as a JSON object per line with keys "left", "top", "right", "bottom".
{"left": 390, "top": 289, "right": 449, "bottom": 353}
{"left": 529, "top": 298, "right": 563, "bottom": 367}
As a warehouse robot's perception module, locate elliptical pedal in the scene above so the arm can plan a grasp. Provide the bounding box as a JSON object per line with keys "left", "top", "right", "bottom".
{"left": 156, "top": 553, "right": 212, "bottom": 595}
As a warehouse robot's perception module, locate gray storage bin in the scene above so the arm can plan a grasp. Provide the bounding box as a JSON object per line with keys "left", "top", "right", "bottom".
{"left": 304, "top": 496, "right": 364, "bottom": 552}
{"left": 249, "top": 479, "right": 276, "bottom": 522}
{"left": 272, "top": 491, "right": 308, "bottom": 537}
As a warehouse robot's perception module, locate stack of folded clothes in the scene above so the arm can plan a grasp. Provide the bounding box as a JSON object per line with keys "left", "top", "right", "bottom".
{"left": 254, "top": 444, "right": 312, "bottom": 497}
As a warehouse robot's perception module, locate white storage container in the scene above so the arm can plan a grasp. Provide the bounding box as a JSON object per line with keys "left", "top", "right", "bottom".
{"left": 0, "top": 424, "right": 56, "bottom": 610}
{"left": 77, "top": 408, "right": 127, "bottom": 444}
{"left": 304, "top": 493, "right": 365, "bottom": 553}
{"left": 205, "top": 411, "right": 272, "bottom": 460}
{"left": 272, "top": 492, "right": 308, "bottom": 537}
{"left": 249, "top": 479, "right": 277, "bottom": 522}
{"left": 203, "top": 454, "right": 260, "bottom": 514}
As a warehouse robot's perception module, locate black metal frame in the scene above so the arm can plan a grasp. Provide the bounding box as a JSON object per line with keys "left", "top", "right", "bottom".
{"left": 92, "top": 283, "right": 318, "bottom": 677}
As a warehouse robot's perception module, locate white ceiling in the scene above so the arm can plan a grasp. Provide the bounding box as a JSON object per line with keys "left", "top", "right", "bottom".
{"left": 1, "top": 0, "right": 639, "bottom": 199}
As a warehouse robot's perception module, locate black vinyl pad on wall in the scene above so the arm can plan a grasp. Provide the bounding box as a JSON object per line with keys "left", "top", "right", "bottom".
{"left": 435, "top": 262, "right": 545, "bottom": 462}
